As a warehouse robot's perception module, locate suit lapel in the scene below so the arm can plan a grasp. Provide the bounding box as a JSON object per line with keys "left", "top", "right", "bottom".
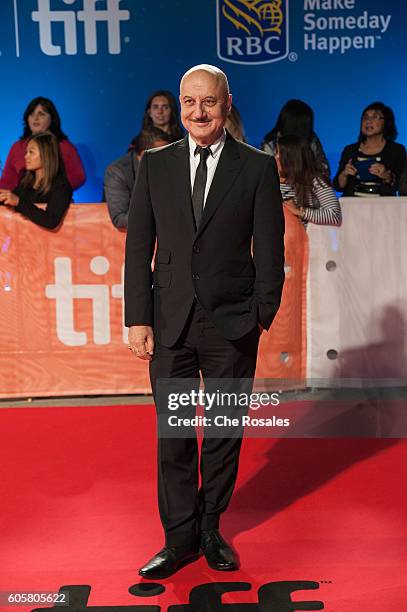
{"left": 197, "top": 134, "right": 244, "bottom": 237}
{"left": 167, "top": 136, "right": 195, "bottom": 234}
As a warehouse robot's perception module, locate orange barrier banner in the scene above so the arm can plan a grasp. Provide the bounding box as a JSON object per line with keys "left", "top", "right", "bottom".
{"left": 0, "top": 205, "right": 307, "bottom": 398}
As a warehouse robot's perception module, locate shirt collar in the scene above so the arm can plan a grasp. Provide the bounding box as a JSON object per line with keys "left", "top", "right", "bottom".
{"left": 188, "top": 130, "right": 226, "bottom": 159}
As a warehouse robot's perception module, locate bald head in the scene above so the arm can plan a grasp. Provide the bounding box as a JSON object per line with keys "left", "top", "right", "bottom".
{"left": 180, "top": 64, "right": 230, "bottom": 97}
{"left": 179, "top": 64, "right": 232, "bottom": 146}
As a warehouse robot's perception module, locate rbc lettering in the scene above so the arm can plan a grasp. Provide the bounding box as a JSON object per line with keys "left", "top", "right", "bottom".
{"left": 227, "top": 36, "right": 282, "bottom": 57}
{"left": 31, "top": 0, "right": 130, "bottom": 56}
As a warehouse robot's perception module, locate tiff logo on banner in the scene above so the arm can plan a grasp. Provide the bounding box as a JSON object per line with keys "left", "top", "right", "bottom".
{"left": 45, "top": 256, "right": 127, "bottom": 346}
{"left": 32, "top": 580, "right": 325, "bottom": 610}
{"left": 31, "top": 0, "right": 130, "bottom": 56}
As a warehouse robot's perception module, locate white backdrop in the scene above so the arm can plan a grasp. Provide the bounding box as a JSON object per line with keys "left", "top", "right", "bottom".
{"left": 307, "top": 198, "right": 407, "bottom": 383}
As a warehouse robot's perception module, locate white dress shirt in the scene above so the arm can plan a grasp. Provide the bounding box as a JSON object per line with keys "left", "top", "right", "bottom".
{"left": 188, "top": 131, "right": 226, "bottom": 207}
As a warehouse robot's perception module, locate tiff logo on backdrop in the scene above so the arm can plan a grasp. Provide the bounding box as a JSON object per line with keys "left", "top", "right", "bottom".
{"left": 45, "top": 256, "right": 127, "bottom": 346}
{"left": 31, "top": 581, "right": 325, "bottom": 610}
{"left": 31, "top": 0, "right": 130, "bottom": 56}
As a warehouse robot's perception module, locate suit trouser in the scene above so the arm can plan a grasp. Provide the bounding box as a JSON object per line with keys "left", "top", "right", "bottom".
{"left": 149, "top": 301, "right": 260, "bottom": 548}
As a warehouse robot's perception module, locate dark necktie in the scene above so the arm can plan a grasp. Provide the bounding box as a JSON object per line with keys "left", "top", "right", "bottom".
{"left": 192, "top": 145, "right": 211, "bottom": 229}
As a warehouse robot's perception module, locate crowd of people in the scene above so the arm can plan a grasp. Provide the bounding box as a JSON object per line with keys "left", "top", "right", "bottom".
{"left": 1, "top": 92, "right": 407, "bottom": 230}
{"left": 0, "top": 97, "right": 83, "bottom": 227}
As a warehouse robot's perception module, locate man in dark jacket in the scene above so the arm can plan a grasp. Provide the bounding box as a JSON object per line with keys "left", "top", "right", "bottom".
{"left": 125, "top": 64, "right": 285, "bottom": 578}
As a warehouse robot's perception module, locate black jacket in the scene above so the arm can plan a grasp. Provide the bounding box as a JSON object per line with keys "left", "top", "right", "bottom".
{"left": 124, "top": 133, "right": 285, "bottom": 347}
{"left": 13, "top": 174, "right": 72, "bottom": 229}
{"left": 333, "top": 140, "right": 406, "bottom": 196}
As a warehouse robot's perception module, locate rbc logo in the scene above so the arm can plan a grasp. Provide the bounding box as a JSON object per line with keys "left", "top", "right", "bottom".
{"left": 31, "top": 0, "right": 130, "bottom": 56}
{"left": 216, "top": 0, "right": 289, "bottom": 65}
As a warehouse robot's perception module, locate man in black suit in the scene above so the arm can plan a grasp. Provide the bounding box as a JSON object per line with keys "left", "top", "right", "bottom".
{"left": 125, "top": 64, "right": 284, "bottom": 578}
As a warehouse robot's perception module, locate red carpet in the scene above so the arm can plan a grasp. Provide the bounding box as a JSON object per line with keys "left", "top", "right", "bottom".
{"left": 0, "top": 404, "right": 406, "bottom": 610}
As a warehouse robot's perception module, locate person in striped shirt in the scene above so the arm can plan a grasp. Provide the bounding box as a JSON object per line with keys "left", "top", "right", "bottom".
{"left": 275, "top": 135, "right": 342, "bottom": 227}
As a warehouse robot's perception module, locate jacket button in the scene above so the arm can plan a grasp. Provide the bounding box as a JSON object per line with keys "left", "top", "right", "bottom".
{"left": 193, "top": 245, "right": 200, "bottom": 253}
{"left": 192, "top": 273, "right": 200, "bottom": 280}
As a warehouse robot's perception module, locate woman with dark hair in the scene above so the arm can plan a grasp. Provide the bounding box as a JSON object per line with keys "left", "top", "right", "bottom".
{"left": 262, "top": 99, "right": 330, "bottom": 176}
{"left": 276, "top": 135, "right": 341, "bottom": 226}
{"left": 140, "top": 90, "right": 184, "bottom": 142}
{"left": 0, "top": 97, "right": 85, "bottom": 191}
{"left": 333, "top": 101, "right": 406, "bottom": 196}
{"left": 0, "top": 132, "right": 72, "bottom": 229}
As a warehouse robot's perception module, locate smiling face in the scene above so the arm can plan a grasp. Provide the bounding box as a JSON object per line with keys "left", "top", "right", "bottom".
{"left": 24, "top": 140, "right": 42, "bottom": 172}
{"left": 28, "top": 104, "right": 52, "bottom": 134}
{"left": 180, "top": 69, "right": 232, "bottom": 146}
{"left": 148, "top": 95, "right": 172, "bottom": 130}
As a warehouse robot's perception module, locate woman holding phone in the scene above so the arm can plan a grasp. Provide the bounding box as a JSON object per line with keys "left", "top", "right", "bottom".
{"left": 333, "top": 102, "right": 406, "bottom": 197}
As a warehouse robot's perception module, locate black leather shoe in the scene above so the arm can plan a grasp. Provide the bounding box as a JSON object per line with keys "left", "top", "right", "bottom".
{"left": 200, "top": 529, "right": 238, "bottom": 571}
{"left": 138, "top": 546, "right": 199, "bottom": 579}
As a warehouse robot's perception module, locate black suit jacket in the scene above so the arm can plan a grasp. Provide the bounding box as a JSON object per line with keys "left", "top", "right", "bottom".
{"left": 125, "top": 133, "right": 285, "bottom": 347}
{"left": 333, "top": 140, "right": 407, "bottom": 196}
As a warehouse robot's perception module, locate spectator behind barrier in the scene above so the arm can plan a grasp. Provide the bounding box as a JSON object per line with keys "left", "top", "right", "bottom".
{"left": 262, "top": 99, "right": 330, "bottom": 176}
{"left": 225, "top": 104, "right": 247, "bottom": 142}
{"left": 0, "top": 96, "right": 85, "bottom": 192}
{"left": 130, "top": 90, "right": 184, "bottom": 147}
{"left": 276, "top": 135, "right": 342, "bottom": 226}
{"left": 399, "top": 160, "right": 407, "bottom": 196}
{"left": 104, "top": 127, "right": 172, "bottom": 230}
{"left": 333, "top": 101, "right": 406, "bottom": 197}
{"left": 0, "top": 132, "right": 72, "bottom": 229}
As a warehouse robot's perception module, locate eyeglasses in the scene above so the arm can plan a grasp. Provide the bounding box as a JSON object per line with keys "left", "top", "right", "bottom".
{"left": 362, "top": 113, "right": 384, "bottom": 122}
{"left": 29, "top": 110, "right": 50, "bottom": 119}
